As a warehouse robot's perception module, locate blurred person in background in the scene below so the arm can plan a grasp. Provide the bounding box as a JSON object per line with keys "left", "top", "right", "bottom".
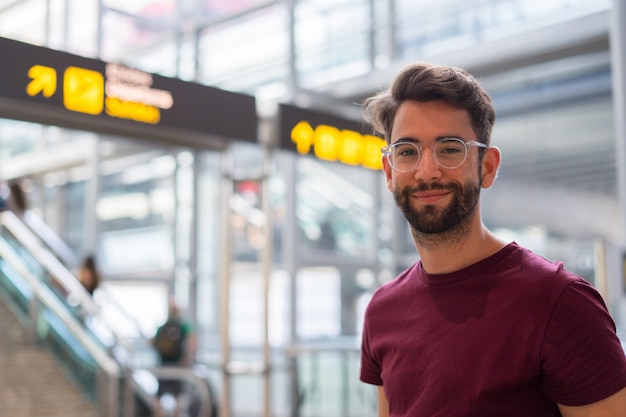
{"left": 0, "top": 180, "right": 29, "bottom": 218}
{"left": 359, "top": 62, "right": 626, "bottom": 417}
{"left": 153, "top": 299, "right": 197, "bottom": 399}
{"left": 78, "top": 255, "right": 101, "bottom": 296}
{"left": 0, "top": 181, "right": 8, "bottom": 212}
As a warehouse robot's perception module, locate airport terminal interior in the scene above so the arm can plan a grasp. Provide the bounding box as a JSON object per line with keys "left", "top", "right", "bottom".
{"left": 1, "top": 0, "right": 625, "bottom": 416}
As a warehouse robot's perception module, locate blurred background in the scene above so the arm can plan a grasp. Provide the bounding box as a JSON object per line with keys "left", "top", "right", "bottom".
{"left": 0, "top": 0, "right": 625, "bottom": 416}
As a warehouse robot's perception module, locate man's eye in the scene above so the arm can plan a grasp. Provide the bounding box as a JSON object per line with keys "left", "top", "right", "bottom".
{"left": 438, "top": 142, "right": 464, "bottom": 154}
{"left": 395, "top": 145, "right": 417, "bottom": 157}
{"left": 439, "top": 146, "right": 461, "bottom": 154}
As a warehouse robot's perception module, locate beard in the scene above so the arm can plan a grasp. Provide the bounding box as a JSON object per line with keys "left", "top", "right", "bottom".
{"left": 393, "top": 179, "right": 481, "bottom": 243}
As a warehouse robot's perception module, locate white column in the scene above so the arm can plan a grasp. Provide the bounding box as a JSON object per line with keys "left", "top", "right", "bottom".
{"left": 609, "top": 0, "right": 626, "bottom": 327}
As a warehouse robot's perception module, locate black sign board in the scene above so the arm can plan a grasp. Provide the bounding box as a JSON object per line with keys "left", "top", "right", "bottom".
{"left": 278, "top": 103, "right": 384, "bottom": 170}
{"left": 0, "top": 37, "right": 257, "bottom": 149}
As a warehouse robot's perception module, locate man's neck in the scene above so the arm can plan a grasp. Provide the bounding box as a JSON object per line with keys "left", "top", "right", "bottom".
{"left": 413, "top": 223, "right": 508, "bottom": 275}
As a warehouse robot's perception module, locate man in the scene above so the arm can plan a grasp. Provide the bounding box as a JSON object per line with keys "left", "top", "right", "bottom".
{"left": 153, "top": 299, "right": 196, "bottom": 398}
{"left": 359, "top": 63, "right": 626, "bottom": 416}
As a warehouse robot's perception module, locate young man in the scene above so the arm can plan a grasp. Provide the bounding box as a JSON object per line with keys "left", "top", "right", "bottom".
{"left": 153, "top": 299, "right": 197, "bottom": 398}
{"left": 359, "top": 63, "right": 626, "bottom": 416}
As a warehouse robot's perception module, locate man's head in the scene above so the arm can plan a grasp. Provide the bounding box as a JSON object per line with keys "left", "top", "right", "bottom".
{"left": 362, "top": 63, "right": 501, "bottom": 246}
{"left": 362, "top": 63, "right": 496, "bottom": 146}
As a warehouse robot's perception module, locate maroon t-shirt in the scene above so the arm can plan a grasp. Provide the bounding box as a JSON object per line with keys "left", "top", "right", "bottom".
{"left": 360, "top": 243, "right": 626, "bottom": 416}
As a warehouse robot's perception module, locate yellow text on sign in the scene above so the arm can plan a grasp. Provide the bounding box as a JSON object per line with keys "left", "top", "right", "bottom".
{"left": 105, "top": 97, "right": 161, "bottom": 124}
{"left": 290, "top": 120, "right": 384, "bottom": 170}
{"left": 63, "top": 66, "right": 105, "bottom": 115}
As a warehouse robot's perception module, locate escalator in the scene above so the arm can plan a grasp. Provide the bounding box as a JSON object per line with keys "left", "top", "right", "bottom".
{"left": 0, "top": 210, "right": 214, "bottom": 417}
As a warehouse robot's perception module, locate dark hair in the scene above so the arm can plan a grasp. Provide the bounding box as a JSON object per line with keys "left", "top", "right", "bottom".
{"left": 81, "top": 255, "right": 101, "bottom": 295}
{"left": 362, "top": 63, "right": 496, "bottom": 145}
{"left": 8, "top": 181, "right": 28, "bottom": 213}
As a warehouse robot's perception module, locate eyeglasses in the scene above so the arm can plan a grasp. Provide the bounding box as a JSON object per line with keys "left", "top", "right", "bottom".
{"left": 381, "top": 137, "right": 488, "bottom": 172}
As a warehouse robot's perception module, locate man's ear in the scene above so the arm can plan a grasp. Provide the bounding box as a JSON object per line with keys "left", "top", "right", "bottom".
{"left": 382, "top": 154, "right": 394, "bottom": 192}
{"left": 481, "top": 146, "right": 501, "bottom": 189}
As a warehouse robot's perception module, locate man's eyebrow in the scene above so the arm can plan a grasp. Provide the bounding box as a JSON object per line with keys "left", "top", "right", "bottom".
{"left": 393, "top": 136, "right": 463, "bottom": 144}
{"left": 393, "top": 137, "right": 420, "bottom": 144}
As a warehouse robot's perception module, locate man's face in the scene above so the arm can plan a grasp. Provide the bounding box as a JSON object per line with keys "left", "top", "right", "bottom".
{"left": 383, "top": 100, "right": 487, "bottom": 235}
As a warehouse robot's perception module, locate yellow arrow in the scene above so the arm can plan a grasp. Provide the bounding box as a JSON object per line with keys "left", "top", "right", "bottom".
{"left": 26, "top": 65, "right": 57, "bottom": 98}
{"left": 291, "top": 120, "right": 315, "bottom": 155}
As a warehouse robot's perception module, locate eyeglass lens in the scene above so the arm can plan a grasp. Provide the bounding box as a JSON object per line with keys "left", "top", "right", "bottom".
{"left": 387, "top": 139, "right": 469, "bottom": 171}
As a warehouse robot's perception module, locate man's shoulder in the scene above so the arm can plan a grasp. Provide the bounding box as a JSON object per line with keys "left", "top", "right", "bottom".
{"left": 493, "top": 243, "right": 588, "bottom": 303}
{"left": 513, "top": 244, "right": 581, "bottom": 281}
{"left": 366, "top": 263, "right": 422, "bottom": 310}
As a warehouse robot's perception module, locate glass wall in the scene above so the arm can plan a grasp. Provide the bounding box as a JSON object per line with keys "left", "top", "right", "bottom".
{"left": 294, "top": 0, "right": 373, "bottom": 89}
{"left": 0, "top": 0, "right": 48, "bottom": 45}
{"left": 395, "top": 0, "right": 611, "bottom": 59}
{"left": 198, "top": 3, "right": 289, "bottom": 97}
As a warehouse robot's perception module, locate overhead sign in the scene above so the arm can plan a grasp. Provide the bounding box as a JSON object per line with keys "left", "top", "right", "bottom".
{"left": 0, "top": 37, "right": 257, "bottom": 148}
{"left": 279, "top": 103, "right": 384, "bottom": 170}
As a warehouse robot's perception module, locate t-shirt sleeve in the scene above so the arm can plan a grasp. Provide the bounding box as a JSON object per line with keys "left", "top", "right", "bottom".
{"left": 540, "top": 279, "right": 626, "bottom": 406}
{"left": 360, "top": 308, "right": 384, "bottom": 386}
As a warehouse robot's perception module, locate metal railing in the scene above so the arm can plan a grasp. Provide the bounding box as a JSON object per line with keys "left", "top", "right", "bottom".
{"left": 0, "top": 235, "right": 120, "bottom": 417}
{"left": 0, "top": 210, "right": 215, "bottom": 417}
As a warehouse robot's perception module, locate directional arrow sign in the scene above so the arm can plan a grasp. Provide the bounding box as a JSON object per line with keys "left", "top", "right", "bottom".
{"left": 63, "top": 66, "right": 104, "bottom": 115}
{"left": 26, "top": 65, "right": 57, "bottom": 98}
{"left": 0, "top": 36, "right": 257, "bottom": 149}
{"left": 280, "top": 103, "right": 384, "bottom": 170}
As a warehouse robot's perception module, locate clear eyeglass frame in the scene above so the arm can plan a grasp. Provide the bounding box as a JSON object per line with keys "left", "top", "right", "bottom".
{"left": 381, "top": 137, "right": 488, "bottom": 172}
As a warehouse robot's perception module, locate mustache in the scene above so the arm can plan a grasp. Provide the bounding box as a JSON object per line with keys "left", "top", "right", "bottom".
{"left": 405, "top": 182, "right": 460, "bottom": 193}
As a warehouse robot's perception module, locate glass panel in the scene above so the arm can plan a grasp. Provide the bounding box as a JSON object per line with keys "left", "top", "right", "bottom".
{"left": 295, "top": 265, "right": 375, "bottom": 340}
{"left": 294, "top": 0, "right": 372, "bottom": 88}
{"left": 0, "top": 217, "right": 85, "bottom": 323}
{"left": 490, "top": 76, "right": 614, "bottom": 196}
{"left": 100, "top": 280, "right": 169, "bottom": 341}
{"left": 47, "top": 0, "right": 66, "bottom": 50}
{"left": 230, "top": 142, "right": 266, "bottom": 263}
{"left": 294, "top": 350, "right": 377, "bottom": 416}
{"left": 0, "top": 119, "right": 43, "bottom": 158}
{"left": 395, "top": 0, "right": 611, "bottom": 58}
{"left": 232, "top": 179, "right": 263, "bottom": 262}
{"left": 101, "top": 8, "right": 178, "bottom": 76}
{"left": 0, "top": 223, "right": 106, "bottom": 372}
{"left": 202, "top": 0, "right": 273, "bottom": 22}
{"left": 296, "top": 266, "right": 341, "bottom": 339}
{"left": 295, "top": 157, "right": 375, "bottom": 259}
{"left": 62, "top": 179, "right": 87, "bottom": 255}
{"left": 1, "top": 210, "right": 148, "bottom": 364}
{"left": 0, "top": 249, "right": 100, "bottom": 401}
{"left": 66, "top": 0, "right": 99, "bottom": 56}
{"left": 0, "top": 0, "right": 47, "bottom": 45}
{"left": 0, "top": 243, "right": 34, "bottom": 316}
{"left": 103, "top": 0, "right": 176, "bottom": 15}
{"left": 228, "top": 267, "right": 290, "bottom": 347}
{"left": 0, "top": 221, "right": 51, "bottom": 285}
{"left": 198, "top": 4, "right": 288, "bottom": 94}
{"left": 98, "top": 150, "right": 176, "bottom": 276}
{"left": 39, "top": 303, "right": 100, "bottom": 401}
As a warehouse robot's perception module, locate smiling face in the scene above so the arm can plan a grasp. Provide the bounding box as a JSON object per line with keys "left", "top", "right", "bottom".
{"left": 383, "top": 100, "right": 499, "bottom": 240}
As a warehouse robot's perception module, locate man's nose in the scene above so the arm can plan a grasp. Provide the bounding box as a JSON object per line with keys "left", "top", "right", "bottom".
{"left": 414, "top": 147, "right": 443, "bottom": 180}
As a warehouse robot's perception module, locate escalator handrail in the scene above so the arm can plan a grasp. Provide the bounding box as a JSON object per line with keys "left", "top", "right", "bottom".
{"left": 0, "top": 211, "right": 144, "bottom": 350}
{"left": 1, "top": 211, "right": 98, "bottom": 314}
{"left": 23, "top": 210, "right": 79, "bottom": 269}
{"left": 1, "top": 211, "right": 215, "bottom": 416}
{"left": 19, "top": 209, "right": 150, "bottom": 340}
{"left": 0, "top": 237, "right": 120, "bottom": 375}
{"left": 149, "top": 365, "right": 214, "bottom": 417}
